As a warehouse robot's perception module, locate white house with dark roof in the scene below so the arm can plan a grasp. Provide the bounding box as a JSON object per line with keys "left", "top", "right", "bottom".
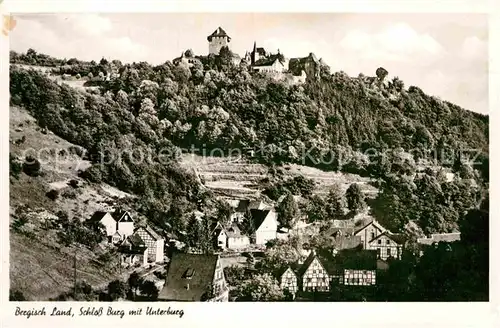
{"left": 88, "top": 210, "right": 135, "bottom": 242}
{"left": 354, "top": 219, "right": 387, "bottom": 249}
{"left": 89, "top": 211, "right": 117, "bottom": 238}
{"left": 226, "top": 223, "right": 250, "bottom": 249}
{"left": 133, "top": 225, "right": 164, "bottom": 263}
{"left": 250, "top": 209, "right": 278, "bottom": 245}
{"left": 112, "top": 210, "right": 135, "bottom": 238}
{"left": 367, "top": 231, "right": 406, "bottom": 260}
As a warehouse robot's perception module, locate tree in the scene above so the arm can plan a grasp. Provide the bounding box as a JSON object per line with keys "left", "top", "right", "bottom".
{"left": 107, "top": 279, "right": 127, "bottom": 301}
{"left": 139, "top": 280, "right": 159, "bottom": 300}
{"left": 73, "top": 281, "right": 95, "bottom": 301}
{"left": 128, "top": 272, "right": 143, "bottom": 299}
{"left": 9, "top": 289, "right": 26, "bottom": 301}
{"left": 235, "top": 273, "right": 285, "bottom": 301}
{"left": 240, "top": 209, "right": 256, "bottom": 238}
{"left": 306, "top": 195, "right": 327, "bottom": 222}
{"left": 277, "top": 193, "right": 298, "bottom": 228}
{"left": 325, "top": 183, "right": 345, "bottom": 219}
{"left": 345, "top": 183, "right": 365, "bottom": 213}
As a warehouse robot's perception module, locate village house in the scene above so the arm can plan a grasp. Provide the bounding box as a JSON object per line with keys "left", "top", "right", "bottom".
{"left": 367, "top": 231, "right": 406, "bottom": 260}
{"left": 276, "top": 265, "right": 299, "bottom": 296}
{"left": 158, "top": 253, "right": 229, "bottom": 302}
{"left": 228, "top": 199, "right": 270, "bottom": 223}
{"left": 298, "top": 250, "right": 336, "bottom": 292}
{"left": 354, "top": 219, "right": 387, "bottom": 249}
{"left": 89, "top": 211, "right": 116, "bottom": 238}
{"left": 88, "top": 210, "right": 135, "bottom": 242}
{"left": 337, "top": 249, "right": 377, "bottom": 286}
{"left": 119, "top": 234, "right": 148, "bottom": 267}
{"left": 211, "top": 221, "right": 251, "bottom": 250}
{"left": 225, "top": 223, "right": 250, "bottom": 249}
{"left": 133, "top": 225, "right": 165, "bottom": 263}
{"left": 211, "top": 221, "right": 228, "bottom": 250}
{"left": 276, "top": 248, "right": 378, "bottom": 295}
{"left": 250, "top": 209, "right": 278, "bottom": 245}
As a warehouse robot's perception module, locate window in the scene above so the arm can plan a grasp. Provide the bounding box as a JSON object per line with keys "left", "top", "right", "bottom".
{"left": 371, "top": 232, "right": 375, "bottom": 240}
{"left": 307, "top": 278, "right": 312, "bottom": 283}
{"left": 387, "top": 248, "right": 391, "bottom": 257}
{"left": 377, "top": 248, "right": 381, "bottom": 257}
{"left": 386, "top": 239, "right": 390, "bottom": 245}
{"left": 378, "top": 239, "right": 382, "bottom": 245}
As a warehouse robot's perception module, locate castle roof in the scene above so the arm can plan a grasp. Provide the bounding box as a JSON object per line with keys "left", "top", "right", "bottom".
{"left": 207, "top": 27, "right": 231, "bottom": 42}
{"left": 253, "top": 54, "right": 286, "bottom": 67}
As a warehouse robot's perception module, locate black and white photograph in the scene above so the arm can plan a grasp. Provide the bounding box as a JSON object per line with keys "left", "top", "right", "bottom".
{"left": 6, "top": 10, "right": 489, "bottom": 306}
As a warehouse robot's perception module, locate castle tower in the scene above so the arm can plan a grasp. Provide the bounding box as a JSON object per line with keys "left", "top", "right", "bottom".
{"left": 207, "top": 27, "right": 231, "bottom": 55}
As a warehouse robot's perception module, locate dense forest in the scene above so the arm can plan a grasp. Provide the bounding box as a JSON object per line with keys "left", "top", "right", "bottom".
{"left": 9, "top": 48, "right": 488, "bottom": 237}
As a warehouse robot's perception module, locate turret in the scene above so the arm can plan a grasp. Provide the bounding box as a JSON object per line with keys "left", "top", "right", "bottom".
{"left": 207, "top": 27, "right": 231, "bottom": 55}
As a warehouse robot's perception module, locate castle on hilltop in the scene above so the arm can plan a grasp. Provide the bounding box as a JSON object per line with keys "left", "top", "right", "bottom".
{"left": 174, "top": 26, "right": 329, "bottom": 83}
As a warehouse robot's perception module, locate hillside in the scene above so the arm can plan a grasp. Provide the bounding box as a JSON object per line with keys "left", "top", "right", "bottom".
{"left": 9, "top": 106, "right": 141, "bottom": 300}
{"left": 8, "top": 49, "right": 488, "bottom": 300}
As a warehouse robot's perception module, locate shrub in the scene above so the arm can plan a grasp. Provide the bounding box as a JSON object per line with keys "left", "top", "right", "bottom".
{"left": 69, "top": 179, "right": 79, "bottom": 188}
{"left": 10, "top": 289, "right": 27, "bottom": 301}
{"left": 22, "top": 155, "right": 41, "bottom": 177}
{"left": 46, "top": 189, "right": 60, "bottom": 201}
{"left": 9, "top": 154, "right": 22, "bottom": 179}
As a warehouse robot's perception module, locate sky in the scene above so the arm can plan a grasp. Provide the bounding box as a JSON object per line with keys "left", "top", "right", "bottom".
{"left": 10, "top": 13, "right": 488, "bottom": 114}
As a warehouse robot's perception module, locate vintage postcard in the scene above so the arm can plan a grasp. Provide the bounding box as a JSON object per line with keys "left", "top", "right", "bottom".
{"left": 1, "top": 0, "right": 496, "bottom": 327}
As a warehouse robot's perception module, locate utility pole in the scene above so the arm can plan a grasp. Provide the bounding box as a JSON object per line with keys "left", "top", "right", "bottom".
{"left": 73, "top": 250, "right": 77, "bottom": 297}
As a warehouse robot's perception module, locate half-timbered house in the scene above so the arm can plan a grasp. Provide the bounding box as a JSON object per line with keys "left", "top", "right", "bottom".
{"left": 367, "top": 231, "right": 406, "bottom": 260}
{"left": 354, "top": 219, "right": 387, "bottom": 249}
{"left": 133, "top": 225, "right": 165, "bottom": 263}
{"left": 336, "top": 249, "right": 377, "bottom": 286}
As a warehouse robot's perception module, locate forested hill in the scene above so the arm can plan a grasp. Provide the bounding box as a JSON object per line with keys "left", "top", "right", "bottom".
{"left": 9, "top": 49, "right": 489, "bottom": 234}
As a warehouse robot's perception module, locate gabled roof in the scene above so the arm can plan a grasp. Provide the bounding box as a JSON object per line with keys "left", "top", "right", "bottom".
{"left": 276, "top": 264, "right": 299, "bottom": 281}
{"left": 135, "top": 225, "right": 163, "bottom": 241}
{"left": 207, "top": 27, "right": 231, "bottom": 42}
{"left": 354, "top": 219, "right": 386, "bottom": 235}
{"left": 112, "top": 210, "right": 134, "bottom": 223}
{"left": 89, "top": 211, "right": 109, "bottom": 223}
{"left": 315, "top": 249, "right": 340, "bottom": 275}
{"left": 119, "top": 234, "right": 147, "bottom": 254}
{"left": 226, "top": 223, "right": 243, "bottom": 238}
{"left": 126, "top": 234, "right": 146, "bottom": 247}
{"left": 159, "top": 252, "right": 219, "bottom": 301}
{"left": 249, "top": 209, "right": 273, "bottom": 230}
{"left": 368, "top": 231, "right": 407, "bottom": 245}
{"left": 297, "top": 250, "right": 317, "bottom": 277}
